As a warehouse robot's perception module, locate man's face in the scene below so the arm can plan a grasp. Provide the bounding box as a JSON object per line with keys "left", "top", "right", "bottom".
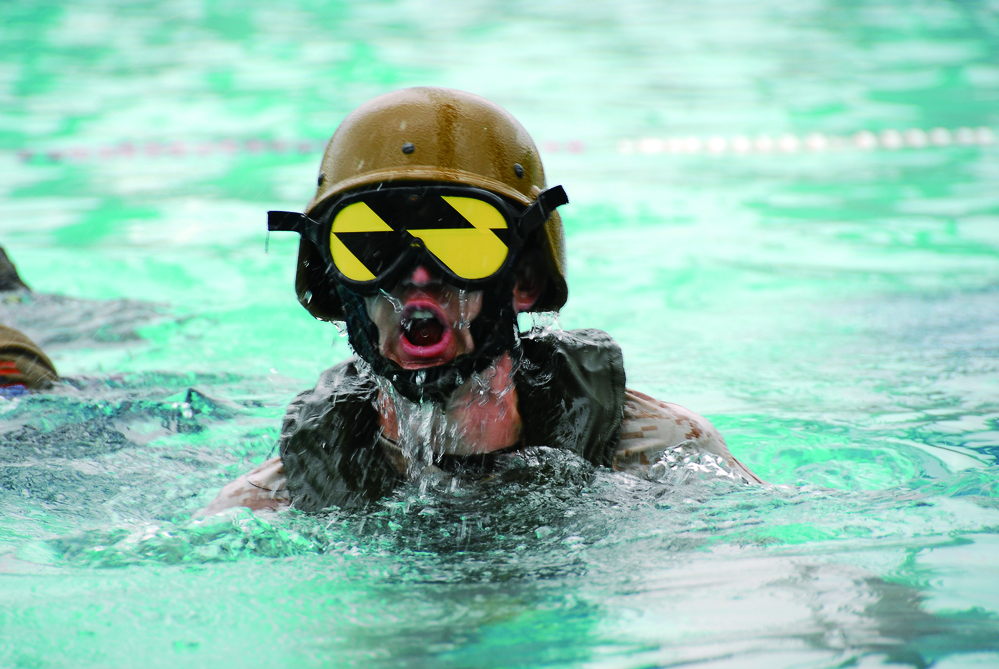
{"left": 364, "top": 264, "right": 484, "bottom": 370}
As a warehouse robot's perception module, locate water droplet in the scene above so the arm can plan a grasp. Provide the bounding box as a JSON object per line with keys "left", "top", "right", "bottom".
{"left": 457, "top": 290, "right": 471, "bottom": 329}
{"left": 378, "top": 289, "right": 404, "bottom": 313}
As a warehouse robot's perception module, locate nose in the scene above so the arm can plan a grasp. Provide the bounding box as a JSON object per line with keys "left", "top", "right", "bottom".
{"left": 406, "top": 265, "right": 436, "bottom": 287}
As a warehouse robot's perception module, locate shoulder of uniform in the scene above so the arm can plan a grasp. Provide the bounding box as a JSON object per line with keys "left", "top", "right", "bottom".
{"left": 283, "top": 356, "right": 374, "bottom": 424}
{"left": 615, "top": 388, "right": 763, "bottom": 483}
{"left": 622, "top": 388, "right": 724, "bottom": 446}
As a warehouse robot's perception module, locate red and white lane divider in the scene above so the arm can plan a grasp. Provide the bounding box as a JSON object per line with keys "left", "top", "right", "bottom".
{"left": 9, "top": 126, "right": 996, "bottom": 163}
{"left": 617, "top": 126, "right": 996, "bottom": 155}
{"left": 14, "top": 138, "right": 328, "bottom": 163}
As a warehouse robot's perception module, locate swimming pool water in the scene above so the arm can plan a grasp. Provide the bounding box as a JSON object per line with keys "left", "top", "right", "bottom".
{"left": 2, "top": 0, "right": 998, "bottom": 667}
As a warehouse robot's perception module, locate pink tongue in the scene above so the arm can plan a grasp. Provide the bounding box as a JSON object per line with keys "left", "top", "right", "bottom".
{"left": 403, "top": 317, "right": 445, "bottom": 347}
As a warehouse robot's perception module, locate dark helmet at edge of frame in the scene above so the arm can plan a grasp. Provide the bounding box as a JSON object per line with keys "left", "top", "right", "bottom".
{"left": 293, "top": 86, "right": 568, "bottom": 321}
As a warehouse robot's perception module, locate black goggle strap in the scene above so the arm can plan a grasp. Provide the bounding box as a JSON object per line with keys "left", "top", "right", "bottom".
{"left": 268, "top": 185, "right": 566, "bottom": 238}
{"left": 518, "top": 185, "right": 569, "bottom": 236}
{"left": 268, "top": 210, "right": 326, "bottom": 249}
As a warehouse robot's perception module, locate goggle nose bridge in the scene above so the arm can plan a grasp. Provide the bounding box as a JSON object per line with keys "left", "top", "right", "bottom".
{"left": 362, "top": 243, "right": 448, "bottom": 289}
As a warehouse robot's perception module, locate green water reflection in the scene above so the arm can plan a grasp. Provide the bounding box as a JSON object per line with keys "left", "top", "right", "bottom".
{"left": 2, "top": 0, "right": 999, "bottom": 666}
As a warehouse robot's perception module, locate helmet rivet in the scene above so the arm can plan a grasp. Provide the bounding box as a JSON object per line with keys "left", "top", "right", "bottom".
{"left": 317, "top": 172, "right": 325, "bottom": 187}
{"left": 401, "top": 142, "right": 415, "bottom": 154}
{"left": 513, "top": 163, "right": 524, "bottom": 178}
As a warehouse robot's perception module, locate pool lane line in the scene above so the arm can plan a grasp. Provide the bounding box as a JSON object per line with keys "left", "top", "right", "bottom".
{"left": 8, "top": 126, "right": 996, "bottom": 163}
{"left": 617, "top": 126, "right": 996, "bottom": 155}
{"left": 13, "top": 138, "right": 328, "bottom": 164}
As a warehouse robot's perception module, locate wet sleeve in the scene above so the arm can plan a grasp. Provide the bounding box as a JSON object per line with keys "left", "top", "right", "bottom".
{"left": 614, "top": 388, "right": 763, "bottom": 484}
{"left": 518, "top": 328, "right": 627, "bottom": 467}
{"left": 278, "top": 362, "right": 402, "bottom": 512}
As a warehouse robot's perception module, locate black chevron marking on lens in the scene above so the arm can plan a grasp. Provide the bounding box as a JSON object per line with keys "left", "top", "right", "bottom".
{"left": 489, "top": 228, "right": 511, "bottom": 245}
{"left": 366, "top": 194, "right": 474, "bottom": 231}
{"left": 334, "top": 231, "right": 409, "bottom": 274}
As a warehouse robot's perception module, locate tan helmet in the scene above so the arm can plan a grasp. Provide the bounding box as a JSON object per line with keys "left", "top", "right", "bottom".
{"left": 0, "top": 325, "right": 57, "bottom": 389}
{"left": 293, "top": 87, "right": 568, "bottom": 321}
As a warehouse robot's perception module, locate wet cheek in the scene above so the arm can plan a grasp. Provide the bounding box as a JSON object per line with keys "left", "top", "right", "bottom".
{"left": 363, "top": 297, "right": 398, "bottom": 352}
{"left": 459, "top": 293, "right": 484, "bottom": 328}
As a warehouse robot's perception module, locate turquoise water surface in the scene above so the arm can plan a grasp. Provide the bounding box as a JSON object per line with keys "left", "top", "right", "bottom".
{"left": 2, "top": 1, "right": 999, "bottom": 667}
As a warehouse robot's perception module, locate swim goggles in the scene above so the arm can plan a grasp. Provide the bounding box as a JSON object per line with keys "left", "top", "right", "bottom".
{"left": 268, "top": 184, "right": 568, "bottom": 293}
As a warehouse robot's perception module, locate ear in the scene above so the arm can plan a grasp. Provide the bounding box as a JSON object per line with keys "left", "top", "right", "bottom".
{"left": 512, "top": 249, "right": 548, "bottom": 313}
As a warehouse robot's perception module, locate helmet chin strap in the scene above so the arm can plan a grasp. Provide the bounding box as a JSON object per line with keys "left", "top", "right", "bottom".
{"left": 336, "top": 273, "right": 521, "bottom": 404}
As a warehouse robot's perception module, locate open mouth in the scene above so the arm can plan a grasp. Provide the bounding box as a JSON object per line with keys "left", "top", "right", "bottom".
{"left": 402, "top": 308, "right": 446, "bottom": 347}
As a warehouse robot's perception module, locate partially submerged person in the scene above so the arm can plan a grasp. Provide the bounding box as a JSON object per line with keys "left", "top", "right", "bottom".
{"left": 0, "top": 325, "right": 58, "bottom": 397}
{"left": 203, "top": 87, "right": 760, "bottom": 515}
{"left": 0, "top": 248, "right": 58, "bottom": 397}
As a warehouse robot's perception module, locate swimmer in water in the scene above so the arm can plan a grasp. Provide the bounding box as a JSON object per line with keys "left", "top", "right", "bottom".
{"left": 203, "top": 87, "right": 760, "bottom": 515}
{"left": 0, "top": 247, "right": 58, "bottom": 397}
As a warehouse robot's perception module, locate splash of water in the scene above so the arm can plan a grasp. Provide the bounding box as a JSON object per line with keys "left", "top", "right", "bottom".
{"left": 374, "top": 374, "right": 456, "bottom": 478}
{"left": 648, "top": 441, "right": 746, "bottom": 486}
{"left": 371, "top": 356, "right": 518, "bottom": 480}
{"left": 456, "top": 289, "right": 471, "bottom": 329}
{"left": 523, "top": 311, "right": 562, "bottom": 338}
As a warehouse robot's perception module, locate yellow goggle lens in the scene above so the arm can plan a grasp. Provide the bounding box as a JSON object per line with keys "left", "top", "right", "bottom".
{"left": 329, "top": 202, "right": 393, "bottom": 282}
{"left": 409, "top": 196, "right": 508, "bottom": 279}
